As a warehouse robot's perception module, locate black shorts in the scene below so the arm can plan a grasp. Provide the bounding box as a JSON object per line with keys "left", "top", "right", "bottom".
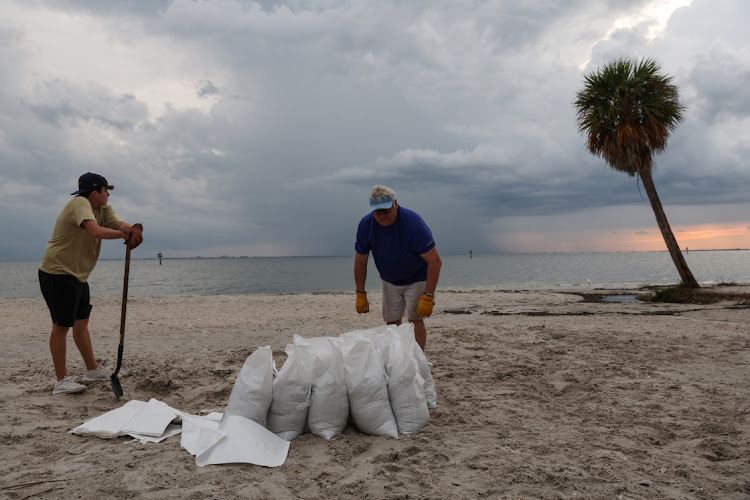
{"left": 38, "top": 269, "right": 93, "bottom": 328}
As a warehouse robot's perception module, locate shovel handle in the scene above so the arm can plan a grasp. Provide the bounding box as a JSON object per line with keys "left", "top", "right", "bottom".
{"left": 119, "top": 244, "right": 131, "bottom": 347}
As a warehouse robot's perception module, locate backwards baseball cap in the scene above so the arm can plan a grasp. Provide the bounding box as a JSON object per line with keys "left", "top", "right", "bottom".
{"left": 369, "top": 184, "right": 396, "bottom": 212}
{"left": 71, "top": 172, "right": 114, "bottom": 195}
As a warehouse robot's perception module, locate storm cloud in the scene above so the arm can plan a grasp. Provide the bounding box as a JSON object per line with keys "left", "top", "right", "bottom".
{"left": 1, "top": 0, "right": 748, "bottom": 259}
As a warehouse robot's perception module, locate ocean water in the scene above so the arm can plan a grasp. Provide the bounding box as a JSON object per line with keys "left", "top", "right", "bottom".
{"left": 2, "top": 250, "right": 748, "bottom": 299}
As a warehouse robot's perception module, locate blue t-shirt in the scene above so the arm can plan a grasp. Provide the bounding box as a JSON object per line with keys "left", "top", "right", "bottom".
{"left": 355, "top": 206, "right": 436, "bottom": 286}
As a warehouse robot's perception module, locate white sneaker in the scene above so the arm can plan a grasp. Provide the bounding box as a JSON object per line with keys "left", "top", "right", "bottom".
{"left": 53, "top": 376, "right": 87, "bottom": 395}
{"left": 83, "top": 365, "right": 112, "bottom": 383}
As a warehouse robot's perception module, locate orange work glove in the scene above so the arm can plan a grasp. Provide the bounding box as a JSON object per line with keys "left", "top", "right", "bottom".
{"left": 356, "top": 291, "right": 369, "bottom": 314}
{"left": 417, "top": 293, "right": 434, "bottom": 318}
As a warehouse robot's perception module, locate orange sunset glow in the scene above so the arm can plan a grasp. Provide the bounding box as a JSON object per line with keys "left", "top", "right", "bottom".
{"left": 495, "top": 222, "right": 750, "bottom": 253}
{"left": 628, "top": 224, "right": 750, "bottom": 251}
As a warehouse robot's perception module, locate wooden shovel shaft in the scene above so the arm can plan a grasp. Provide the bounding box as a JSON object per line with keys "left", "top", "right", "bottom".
{"left": 119, "top": 244, "right": 131, "bottom": 346}
{"left": 112, "top": 244, "right": 131, "bottom": 399}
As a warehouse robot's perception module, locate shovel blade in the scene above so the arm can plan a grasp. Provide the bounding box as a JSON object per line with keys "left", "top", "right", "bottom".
{"left": 110, "top": 344, "right": 124, "bottom": 400}
{"left": 111, "top": 373, "right": 123, "bottom": 400}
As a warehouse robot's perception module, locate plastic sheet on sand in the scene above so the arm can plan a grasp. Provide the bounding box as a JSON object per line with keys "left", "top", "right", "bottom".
{"left": 71, "top": 398, "right": 289, "bottom": 467}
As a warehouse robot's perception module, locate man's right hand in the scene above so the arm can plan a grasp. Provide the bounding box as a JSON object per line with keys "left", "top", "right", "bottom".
{"left": 356, "top": 291, "right": 369, "bottom": 314}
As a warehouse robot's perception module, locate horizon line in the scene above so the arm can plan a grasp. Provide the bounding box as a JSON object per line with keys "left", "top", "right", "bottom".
{"left": 3, "top": 248, "right": 748, "bottom": 262}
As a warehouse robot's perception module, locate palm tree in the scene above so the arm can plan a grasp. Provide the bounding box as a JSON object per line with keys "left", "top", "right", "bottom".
{"left": 574, "top": 58, "right": 699, "bottom": 288}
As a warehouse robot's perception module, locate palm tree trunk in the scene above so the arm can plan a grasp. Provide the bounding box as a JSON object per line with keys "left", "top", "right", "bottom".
{"left": 639, "top": 168, "right": 700, "bottom": 288}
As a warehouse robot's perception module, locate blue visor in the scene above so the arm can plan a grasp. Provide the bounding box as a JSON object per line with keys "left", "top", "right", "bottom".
{"left": 369, "top": 195, "right": 394, "bottom": 212}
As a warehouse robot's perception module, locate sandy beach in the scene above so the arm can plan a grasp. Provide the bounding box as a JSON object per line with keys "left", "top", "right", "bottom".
{"left": 1, "top": 288, "right": 748, "bottom": 499}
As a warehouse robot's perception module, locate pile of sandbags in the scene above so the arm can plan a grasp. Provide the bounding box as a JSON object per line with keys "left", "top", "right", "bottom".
{"left": 221, "top": 323, "right": 437, "bottom": 441}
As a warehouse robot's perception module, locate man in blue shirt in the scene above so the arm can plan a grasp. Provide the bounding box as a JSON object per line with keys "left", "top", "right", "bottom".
{"left": 354, "top": 185, "right": 442, "bottom": 350}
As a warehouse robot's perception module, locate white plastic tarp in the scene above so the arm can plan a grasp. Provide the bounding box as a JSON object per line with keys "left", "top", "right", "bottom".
{"left": 72, "top": 400, "right": 289, "bottom": 468}
{"left": 180, "top": 412, "right": 223, "bottom": 455}
{"left": 72, "top": 399, "right": 183, "bottom": 439}
{"left": 130, "top": 423, "right": 183, "bottom": 444}
{"left": 195, "top": 415, "right": 290, "bottom": 468}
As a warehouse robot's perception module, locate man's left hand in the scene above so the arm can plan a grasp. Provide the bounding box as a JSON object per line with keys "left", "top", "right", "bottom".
{"left": 127, "top": 223, "right": 144, "bottom": 249}
{"left": 417, "top": 293, "right": 434, "bottom": 318}
{"left": 356, "top": 291, "right": 370, "bottom": 314}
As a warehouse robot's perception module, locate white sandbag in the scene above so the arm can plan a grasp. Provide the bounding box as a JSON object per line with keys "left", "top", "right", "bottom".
{"left": 222, "top": 345, "right": 273, "bottom": 426}
{"left": 306, "top": 338, "right": 349, "bottom": 440}
{"left": 265, "top": 344, "right": 313, "bottom": 441}
{"left": 293, "top": 334, "right": 336, "bottom": 368}
{"left": 392, "top": 323, "right": 438, "bottom": 408}
{"left": 341, "top": 325, "right": 394, "bottom": 366}
{"left": 386, "top": 337, "right": 430, "bottom": 434}
{"left": 340, "top": 336, "right": 398, "bottom": 439}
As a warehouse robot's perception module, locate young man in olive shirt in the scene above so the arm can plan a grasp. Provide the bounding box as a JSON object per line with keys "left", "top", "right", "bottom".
{"left": 39, "top": 173, "right": 143, "bottom": 394}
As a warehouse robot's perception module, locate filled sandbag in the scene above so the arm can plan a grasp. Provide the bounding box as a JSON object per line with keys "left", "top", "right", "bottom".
{"left": 222, "top": 345, "right": 273, "bottom": 426}
{"left": 386, "top": 336, "right": 430, "bottom": 433}
{"left": 301, "top": 337, "right": 349, "bottom": 440}
{"left": 393, "top": 323, "right": 438, "bottom": 408}
{"left": 341, "top": 325, "right": 394, "bottom": 367}
{"left": 339, "top": 336, "right": 398, "bottom": 439}
{"left": 265, "top": 344, "right": 313, "bottom": 441}
{"left": 293, "top": 334, "right": 336, "bottom": 368}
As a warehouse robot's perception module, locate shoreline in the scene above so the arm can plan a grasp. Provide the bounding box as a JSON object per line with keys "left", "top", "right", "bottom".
{"left": 4, "top": 283, "right": 708, "bottom": 301}
{"left": 1, "top": 289, "right": 748, "bottom": 498}
{"left": 1, "top": 282, "right": 748, "bottom": 302}
{"left": 4, "top": 252, "right": 750, "bottom": 299}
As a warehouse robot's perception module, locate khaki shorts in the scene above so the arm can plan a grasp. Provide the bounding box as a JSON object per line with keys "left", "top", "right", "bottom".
{"left": 381, "top": 280, "right": 426, "bottom": 323}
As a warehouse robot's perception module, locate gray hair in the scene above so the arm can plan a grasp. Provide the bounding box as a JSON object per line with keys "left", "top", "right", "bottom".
{"left": 369, "top": 185, "right": 396, "bottom": 200}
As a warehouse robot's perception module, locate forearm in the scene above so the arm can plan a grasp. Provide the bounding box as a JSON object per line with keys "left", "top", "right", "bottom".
{"left": 93, "top": 226, "right": 128, "bottom": 240}
{"left": 114, "top": 221, "right": 133, "bottom": 234}
{"left": 354, "top": 254, "right": 368, "bottom": 291}
{"left": 424, "top": 259, "right": 441, "bottom": 295}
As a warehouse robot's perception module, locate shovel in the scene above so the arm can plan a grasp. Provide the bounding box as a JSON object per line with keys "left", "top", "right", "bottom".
{"left": 111, "top": 243, "right": 131, "bottom": 400}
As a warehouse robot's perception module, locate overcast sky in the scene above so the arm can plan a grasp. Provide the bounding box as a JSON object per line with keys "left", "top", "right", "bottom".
{"left": 1, "top": 0, "right": 748, "bottom": 259}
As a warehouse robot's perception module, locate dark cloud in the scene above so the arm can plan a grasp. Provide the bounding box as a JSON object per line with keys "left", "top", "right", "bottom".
{"left": 1, "top": 0, "right": 749, "bottom": 259}
{"left": 25, "top": 81, "right": 147, "bottom": 131}
{"left": 197, "top": 80, "right": 219, "bottom": 98}
{"left": 686, "top": 47, "right": 750, "bottom": 122}
{"left": 38, "top": 0, "right": 173, "bottom": 17}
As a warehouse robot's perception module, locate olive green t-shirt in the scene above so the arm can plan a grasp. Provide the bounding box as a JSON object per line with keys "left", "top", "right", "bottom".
{"left": 39, "top": 196, "right": 123, "bottom": 283}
